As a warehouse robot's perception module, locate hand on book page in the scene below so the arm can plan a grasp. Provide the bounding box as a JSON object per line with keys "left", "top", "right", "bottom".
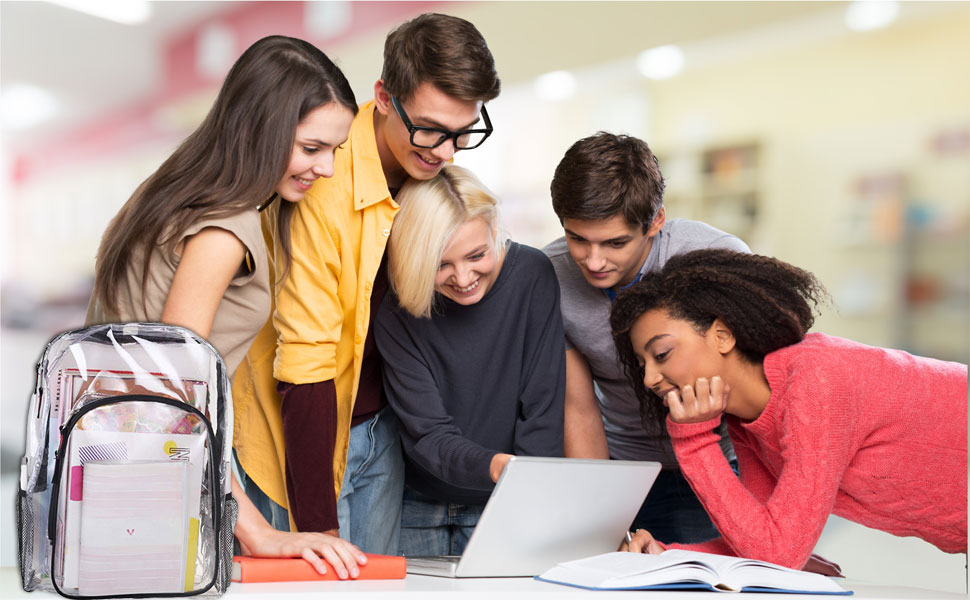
{"left": 802, "top": 554, "right": 845, "bottom": 578}
{"left": 803, "top": 553, "right": 844, "bottom": 578}
{"left": 232, "top": 554, "right": 406, "bottom": 583}
{"left": 623, "top": 528, "right": 665, "bottom": 555}
{"left": 536, "top": 550, "right": 851, "bottom": 595}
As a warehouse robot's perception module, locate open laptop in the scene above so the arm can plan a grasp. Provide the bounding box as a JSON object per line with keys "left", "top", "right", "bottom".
{"left": 406, "top": 456, "right": 661, "bottom": 578}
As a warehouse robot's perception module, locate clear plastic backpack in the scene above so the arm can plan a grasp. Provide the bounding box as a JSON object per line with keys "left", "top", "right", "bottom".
{"left": 18, "top": 323, "right": 237, "bottom": 598}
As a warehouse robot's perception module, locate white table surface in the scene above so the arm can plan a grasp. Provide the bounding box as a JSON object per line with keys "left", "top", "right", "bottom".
{"left": 2, "top": 567, "right": 965, "bottom": 600}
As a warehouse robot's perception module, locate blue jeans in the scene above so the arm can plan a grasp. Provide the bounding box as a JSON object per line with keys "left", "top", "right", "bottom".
{"left": 233, "top": 449, "right": 291, "bottom": 556}
{"left": 630, "top": 461, "right": 739, "bottom": 544}
{"left": 336, "top": 407, "right": 405, "bottom": 554}
{"left": 398, "top": 485, "right": 485, "bottom": 556}
{"left": 234, "top": 449, "right": 291, "bottom": 531}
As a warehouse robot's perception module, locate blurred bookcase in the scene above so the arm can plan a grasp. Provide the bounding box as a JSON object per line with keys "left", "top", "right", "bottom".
{"left": 656, "top": 131, "right": 968, "bottom": 364}
{"left": 659, "top": 142, "right": 761, "bottom": 244}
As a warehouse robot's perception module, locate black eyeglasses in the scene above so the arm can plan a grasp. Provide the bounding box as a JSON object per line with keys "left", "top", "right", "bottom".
{"left": 390, "top": 96, "right": 492, "bottom": 150}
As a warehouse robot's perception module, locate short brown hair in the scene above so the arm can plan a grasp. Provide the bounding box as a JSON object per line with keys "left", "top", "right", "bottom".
{"left": 381, "top": 13, "right": 500, "bottom": 103}
{"left": 550, "top": 132, "right": 666, "bottom": 232}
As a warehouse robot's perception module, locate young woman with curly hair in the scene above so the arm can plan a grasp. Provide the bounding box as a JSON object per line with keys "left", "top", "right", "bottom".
{"left": 611, "top": 249, "right": 967, "bottom": 569}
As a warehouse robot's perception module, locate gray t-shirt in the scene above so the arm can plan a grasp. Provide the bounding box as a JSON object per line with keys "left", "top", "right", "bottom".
{"left": 543, "top": 218, "right": 749, "bottom": 468}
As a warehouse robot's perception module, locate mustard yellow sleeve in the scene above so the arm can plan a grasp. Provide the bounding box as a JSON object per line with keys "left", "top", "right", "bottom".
{"left": 272, "top": 186, "right": 344, "bottom": 384}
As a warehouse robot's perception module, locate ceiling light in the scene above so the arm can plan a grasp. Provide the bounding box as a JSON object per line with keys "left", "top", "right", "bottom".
{"left": 197, "top": 23, "right": 237, "bottom": 80}
{"left": 46, "top": 0, "right": 152, "bottom": 25}
{"left": 306, "top": 1, "right": 352, "bottom": 40}
{"left": 637, "top": 45, "right": 685, "bottom": 80}
{"left": 0, "top": 83, "right": 59, "bottom": 132}
{"left": 844, "top": 1, "right": 900, "bottom": 32}
{"left": 534, "top": 71, "right": 577, "bottom": 102}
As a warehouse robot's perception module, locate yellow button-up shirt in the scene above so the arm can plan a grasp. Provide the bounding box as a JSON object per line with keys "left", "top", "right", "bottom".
{"left": 232, "top": 102, "right": 398, "bottom": 513}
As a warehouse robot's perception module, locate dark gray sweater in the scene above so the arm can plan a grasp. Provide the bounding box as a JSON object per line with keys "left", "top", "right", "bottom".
{"left": 375, "top": 242, "right": 565, "bottom": 505}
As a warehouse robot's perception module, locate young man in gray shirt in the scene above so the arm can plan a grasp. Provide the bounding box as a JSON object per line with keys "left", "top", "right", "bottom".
{"left": 543, "top": 132, "right": 749, "bottom": 543}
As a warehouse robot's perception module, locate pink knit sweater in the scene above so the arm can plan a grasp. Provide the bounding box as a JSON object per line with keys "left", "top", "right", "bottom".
{"left": 666, "top": 333, "right": 967, "bottom": 568}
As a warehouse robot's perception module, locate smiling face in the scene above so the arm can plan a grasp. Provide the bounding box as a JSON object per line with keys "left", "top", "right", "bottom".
{"left": 563, "top": 211, "right": 663, "bottom": 291}
{"left": 276, "top": 102, "right": 356, "bottom": 202}
{"left": 434, "top": 217, "right": 501, "bottom": 306}
{"left": 374, "top": 80, "right": 485, "bottom": 188}
{"left": 629, "top": 308, "right": 727, "bottom": 403}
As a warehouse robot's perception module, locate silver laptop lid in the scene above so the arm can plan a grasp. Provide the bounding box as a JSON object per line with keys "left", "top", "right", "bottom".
{"left": 410, "top": 457, "right": 659, "bottom": 577}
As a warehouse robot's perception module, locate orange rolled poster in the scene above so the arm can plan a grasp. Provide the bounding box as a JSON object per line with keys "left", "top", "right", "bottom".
{"left": 232, "top": 554, "right": 407, "bottom": 583}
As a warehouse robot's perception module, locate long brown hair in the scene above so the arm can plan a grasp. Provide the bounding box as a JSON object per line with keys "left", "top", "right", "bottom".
{"left": 95, "top": 35, "right": 357, "bottom": 313}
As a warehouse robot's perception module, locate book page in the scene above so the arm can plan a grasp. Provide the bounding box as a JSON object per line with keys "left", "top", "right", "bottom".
{"left": 663, "top": 550, "right": 848, "bottom": 594}
{"left": 540, "top": 550, "right": 848, "bottom": 594}
{"left": 547, "top": 552, "right": 717, "bottom": 588}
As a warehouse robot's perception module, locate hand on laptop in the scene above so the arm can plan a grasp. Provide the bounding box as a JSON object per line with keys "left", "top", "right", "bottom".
{"left": 489, "top": 453, "right": 514, "bottom": 482}
{"left": 622, "top": 528, "right": 665, "bottom": 554}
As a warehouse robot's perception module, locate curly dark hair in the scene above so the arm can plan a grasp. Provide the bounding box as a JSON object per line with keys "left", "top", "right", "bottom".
{"left": 610, "top": 249, "right": 829, "bottom": 432}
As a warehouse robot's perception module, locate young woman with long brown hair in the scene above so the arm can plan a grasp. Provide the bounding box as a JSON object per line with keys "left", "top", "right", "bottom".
{"left": 86, "top": 35, "right": 366, "bottom": 578}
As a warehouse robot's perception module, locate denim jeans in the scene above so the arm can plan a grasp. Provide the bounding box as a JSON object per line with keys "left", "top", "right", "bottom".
{"left": 398, "top": 485, "right": 485, "bottom": 556}
{"left": 234, "top": 449, "right": 291, "bottom": 531}
{"left": 233, "top": 449, "right": 291, "bottom": 556}
{"left": 336, "top": 406, "right": 405, "bottom": 554}
{"left": 630, "top": 460, "right": 739, "bottom": 544}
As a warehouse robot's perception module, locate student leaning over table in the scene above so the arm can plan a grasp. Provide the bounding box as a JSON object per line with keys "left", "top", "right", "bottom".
{"left": 374, "top": 164, "right": 565, "bottom": 556}
{"left": 231, "top": 13, "right": 502, "bottom": 557}
{"left": 614, "top": 249, "right": 968, "bottom": 568}
{"left": 85, "top": 36, "right": 367, "bottom": 577}
{"left": 542, "top": 132, "right": 748, "bottom": 545}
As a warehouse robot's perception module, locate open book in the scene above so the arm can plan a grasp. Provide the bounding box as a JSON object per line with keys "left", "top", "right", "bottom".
{"left": 536, "top": 550, "right": 851, "bottom": 595}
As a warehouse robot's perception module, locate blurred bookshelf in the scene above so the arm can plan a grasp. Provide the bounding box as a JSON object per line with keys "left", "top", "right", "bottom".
{"left": 898, "top": 166, "right": 970, "bottom": 363}
{"left": 657, "top": 132, "right": 968, "bottom": 364}
{"left": 660, "top": 141, "right": 762, "bottom": 244}
{"left": 699, "top": 143, "right": 761, "bottom": 244}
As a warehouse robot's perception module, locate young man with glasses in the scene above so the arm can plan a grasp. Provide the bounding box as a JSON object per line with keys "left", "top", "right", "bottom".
{"left": 232, "top": 13, "right": 500, "bottom": 557}
{"left": 544, "top": 133, "right": 749, "bottom": 545}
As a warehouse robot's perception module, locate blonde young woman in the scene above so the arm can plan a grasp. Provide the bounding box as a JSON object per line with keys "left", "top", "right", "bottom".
{"left": 86, "top": 36, "right": 366, "bottom": 578}
{"left": 374, "top": 164, "right": 565, "bottom": 556}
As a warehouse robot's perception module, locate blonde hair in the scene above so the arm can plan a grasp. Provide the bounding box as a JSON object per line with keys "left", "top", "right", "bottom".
{"left": 389, "top": 164, "right": 507, "bottom": 318}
